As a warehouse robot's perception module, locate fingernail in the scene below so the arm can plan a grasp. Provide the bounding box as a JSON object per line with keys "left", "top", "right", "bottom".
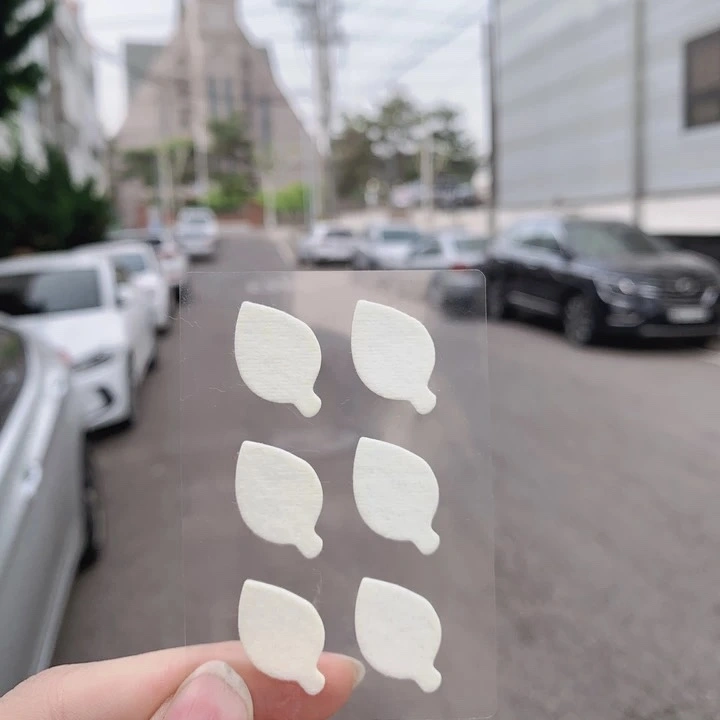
{"left": 335, "top": 654, "right": 366, "bottom": 690}
{"left": 165, "top": 661, "right": 254, "bottom": 720}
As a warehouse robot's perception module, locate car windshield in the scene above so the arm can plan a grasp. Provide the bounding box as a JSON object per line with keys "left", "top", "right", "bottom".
{"left": 455, "top": 237, "right": 489, "bottom": 253}
{"left": 113, "top": 253, "right": 147, "bottom": 275}
{"left": 381, "top": 229, "right": 421, "bottom": 244}
{"left": 326, "top": 229, "right": 353, "bottom": 239}
{"left": 0, "top": 269, "right": 101, "bottom": 315}
{"left": 179, "top": 210, "right": 213, "bottom": 225}
{"left": 565, "top": 222, "right": 669, "bottom": 257}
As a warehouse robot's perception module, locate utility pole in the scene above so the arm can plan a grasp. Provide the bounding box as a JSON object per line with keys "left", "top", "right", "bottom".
{"left": 421, "top": 133, "right": 435, "bottom": 228}
{"left": 185, "top": 0, "right": 211, "bottom": 196}
{"left": 484, "top": 0, "right": 498, "bottom": 235}
{"left": 284, "top": 0, "right": 340, "bottom": 219}
{"left": 630, "top": 0, "right": 646, "bottom": 226}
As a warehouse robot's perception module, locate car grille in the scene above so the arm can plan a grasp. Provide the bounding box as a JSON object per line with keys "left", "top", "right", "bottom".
{"left": 657, "top": 275, "right": 715, "bottom": 305}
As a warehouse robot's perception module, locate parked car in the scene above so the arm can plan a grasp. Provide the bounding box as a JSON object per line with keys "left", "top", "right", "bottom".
{"left": 0, "top": 253, "right": 157, "bottom": 430}
{"left": 352, "top": 223, "right": 423, "bottom": 270}
{"left": 485, "top": 217, "right": 720, "bottom": 345}
{"left": 406, "top": 230, "right": 490, "bottom": 308}
{"left": 79, "top": 240, "right": 171, "bottom": 332}
{"left": 110, "top": 228, "right": 190, "bottom": 302}
{"left": 175, "top": 206, "right": 219, "bottom": 260}
{"left": 0, "top": 316, "right": 103, "bottom": 694}
{"left": 297, "top": 224, "right": 356, "bottom": 265}
{"left": 451, "top": 182, "right": 480, "bottom": 207}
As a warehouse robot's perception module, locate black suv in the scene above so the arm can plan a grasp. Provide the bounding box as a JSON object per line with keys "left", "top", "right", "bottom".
{"left": 485, "top": 217, "right": 720, "bottom": 345}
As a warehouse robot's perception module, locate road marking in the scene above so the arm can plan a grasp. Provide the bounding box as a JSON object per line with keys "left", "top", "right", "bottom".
{"left": 267, "top": 231, "right": 295, "bottom": 266}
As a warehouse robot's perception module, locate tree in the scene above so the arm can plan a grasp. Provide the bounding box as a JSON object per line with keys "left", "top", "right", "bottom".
{"left": 0, "top": 145, "right": 112, "bottom": 256}
{"left": 424, "top": 105, "right": 478, "bottom": 182}
{"left": 333, "top": 113, "right": 379, "bottom": 200}
{"left": 0, "top": 0, "right": 55, "bottom": 120}
{"left": 332, "top": 93, "right": 478, "bottom": 201}
{"left": 206, "top": 113, "right": 257, "bottom": 212}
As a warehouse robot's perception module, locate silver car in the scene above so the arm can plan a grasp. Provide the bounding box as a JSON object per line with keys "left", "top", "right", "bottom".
{"left": 352, "top": 223, "right": 423, "bottom": 270}
{"left": 0, "top": 317, "right": 103, "bottom": 694}
{"left": 297, "top": 224, "right": 357, "bottom": 265}
{"left": 406, "top": 230, "right": 490, "bottom": 308}
{"left": 175, "top": 207, "right": 220, "bottom": 260}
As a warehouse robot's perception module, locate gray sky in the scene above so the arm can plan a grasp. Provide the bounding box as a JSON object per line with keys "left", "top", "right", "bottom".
{"left": 83, "top": 0, "right": 488, "bottom": 151}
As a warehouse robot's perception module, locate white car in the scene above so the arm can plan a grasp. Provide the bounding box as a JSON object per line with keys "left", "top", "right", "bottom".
{"left": 297, "top": 224, "right": 357, "bottom": 265}
{"left": 0, "top": 253, "right": 157, "bottom": 431}
{"left": 79, "top": 240, "right": 171, "bottom": 332}
{"left": 110, "top": 228, "right": 190, "bottom": 301}
{"left": 175, "top": 207, "right": 219, "bottom": 260}
{"left": 352, "top": 223, "right": 424, "bottom": 270}
{"left": 0, "top": 315, "right": 103, "bottom": 694}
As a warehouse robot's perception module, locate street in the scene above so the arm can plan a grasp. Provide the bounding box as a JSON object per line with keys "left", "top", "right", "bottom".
{"left": 54, "top": 231, "right": 720, "bottom": 720}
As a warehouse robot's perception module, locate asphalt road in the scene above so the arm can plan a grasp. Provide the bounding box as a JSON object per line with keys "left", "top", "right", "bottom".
{"left": 55, "top": 231, "right": 720, "bottom": 720}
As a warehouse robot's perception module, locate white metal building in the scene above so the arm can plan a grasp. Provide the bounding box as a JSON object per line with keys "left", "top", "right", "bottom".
{"left": 496, "top": 0, "right": 720, "bottom": 235}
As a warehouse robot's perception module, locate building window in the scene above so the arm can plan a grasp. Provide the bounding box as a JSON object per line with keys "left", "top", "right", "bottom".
{"left": 225, "top": 78, "right": 235, "bottom": 117}
{"left": 685, "top": 28, "right": 720, "bottom": 128}
{"left": 207, "top": 75, "right": 219, "bottom": 118}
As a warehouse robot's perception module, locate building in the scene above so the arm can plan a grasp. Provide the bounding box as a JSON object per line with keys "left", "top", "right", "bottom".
{"left": 116, "top": 0, "right": 317, "bottom": 223}
{"left": 496, "top": 0, "right": 720, "bottom": 236}
{"left": 0, "top": 0, "right": 107, "bottom": 191}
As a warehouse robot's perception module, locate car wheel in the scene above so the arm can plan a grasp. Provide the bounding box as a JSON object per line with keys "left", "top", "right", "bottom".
{"left": 149, "top": 338, "right": 159, "bottom": 372}
{"left": 487, "top": 279, "right": 512, "bottom": 320}
{"left": 687, "top": 335, "right": 715, "bottom": 349}
{"left": 79, "top": 442, "right": 105, "bottom": 571}
{"left": 564, "top": 293, "right": 596, "bottom": 346}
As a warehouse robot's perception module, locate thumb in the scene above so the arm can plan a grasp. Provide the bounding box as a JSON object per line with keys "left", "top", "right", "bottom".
{"left": 151, "top": 661, "right": 253, "bottom": 720}
{"left": 0, "top": 642, "right": 365, "bottom": 720}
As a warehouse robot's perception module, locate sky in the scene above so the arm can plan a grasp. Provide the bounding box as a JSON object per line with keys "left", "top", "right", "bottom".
{"left": 82, "top": 0, "right": 489, "bottom": 153}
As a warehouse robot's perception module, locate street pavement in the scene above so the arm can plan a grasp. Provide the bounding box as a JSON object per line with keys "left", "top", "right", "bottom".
{"left": 54, "top": 231, "right": 720, "bottom": 720}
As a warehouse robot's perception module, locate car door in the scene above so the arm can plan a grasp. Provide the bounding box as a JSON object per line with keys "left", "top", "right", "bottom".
{"left": 114, "top": 265, "right": 152, "bottom": 381}
{"left": 0, "top": 329, "right": 82, "bottom": 692}
{"left": 521, "top": 221, "right": 568, "bottom": 314}
{"left": 511, "top": 222, "right": 565, "bottom": 315}
{"left": 494, "top": 221, "right": 537, "bottom": 303}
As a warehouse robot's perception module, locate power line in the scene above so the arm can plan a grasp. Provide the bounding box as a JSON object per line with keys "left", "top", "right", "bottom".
{"left": 371, "top": 6, "right": 480, "bottom": 91}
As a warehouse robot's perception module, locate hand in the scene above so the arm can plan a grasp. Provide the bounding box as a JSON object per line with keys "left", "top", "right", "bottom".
{"left": 0, "top": 641, "right": 365, "bottom": 720}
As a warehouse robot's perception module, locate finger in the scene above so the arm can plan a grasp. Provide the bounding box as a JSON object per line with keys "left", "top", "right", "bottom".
{"left": 0, "top": 642, "right": 365, "bottom": 720}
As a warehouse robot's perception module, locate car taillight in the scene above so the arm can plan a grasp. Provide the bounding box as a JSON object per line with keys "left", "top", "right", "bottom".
{"left": 451, "top": 262, "right": 470, "bottom": 270}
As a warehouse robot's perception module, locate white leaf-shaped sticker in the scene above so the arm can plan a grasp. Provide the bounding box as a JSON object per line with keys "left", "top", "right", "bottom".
{"left": 353, "top": 438, "right": 439, "bottom": 555}
{"left": 235, "top": 441, "right": 323, "bottom": 559}
{"left": 234, "top": 302, "right": 322, "bottom": 417}
{"left": 355, "top": 578, "right": 442, "bottom": 693}
{"left": 351, "top": 300, "right": 436, "bottom": 414}
{"left": 238, "top": 580, "right": 326, "bottom": 695}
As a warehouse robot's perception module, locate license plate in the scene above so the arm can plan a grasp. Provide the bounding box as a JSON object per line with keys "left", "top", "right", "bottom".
{"left": 667, "top": 306, "right": 711, "bottom": 324}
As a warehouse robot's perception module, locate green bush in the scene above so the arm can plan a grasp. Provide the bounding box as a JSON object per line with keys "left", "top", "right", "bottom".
{"left": 204, "top": 173, "right": 252, "bottom": 214}
{"left": 256, "top": 182, "right": 310, "bottom": 217}
{"left": 0, "top": 145, "right": 112, "bottom": 257}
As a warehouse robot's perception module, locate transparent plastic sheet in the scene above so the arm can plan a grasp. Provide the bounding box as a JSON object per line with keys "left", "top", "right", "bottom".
{"left": 179, "top": 269, "right": 496, "bottom": 719}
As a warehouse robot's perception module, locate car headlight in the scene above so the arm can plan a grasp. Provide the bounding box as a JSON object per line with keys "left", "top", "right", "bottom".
{"left": 594, "top": 274, "right": 659, "bottom": 300}
{"left": 73, "top": 351, "right": 115, "bottom": 372}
